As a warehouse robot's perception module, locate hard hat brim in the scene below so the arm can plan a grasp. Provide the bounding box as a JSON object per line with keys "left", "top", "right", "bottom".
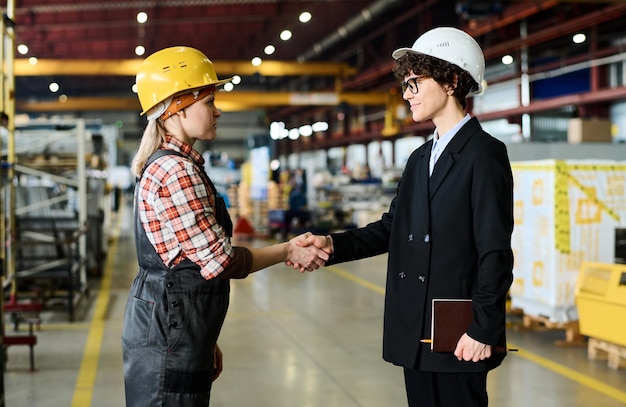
{"left": 391, "top": 47, "right": 417, "bottom": 60}
{"left": 212, "top": 77, "right": 234, "bottom": 88}
{"left": 139, "top": 77, "right": 234, "bottom": 116}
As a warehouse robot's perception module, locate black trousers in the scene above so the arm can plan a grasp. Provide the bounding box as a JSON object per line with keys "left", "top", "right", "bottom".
{"left": 404, "top": 368, "right": 488, "bottom": 407}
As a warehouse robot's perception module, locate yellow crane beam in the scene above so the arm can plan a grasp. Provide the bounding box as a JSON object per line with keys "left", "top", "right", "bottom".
{"left": 16, "top": 91, "right": 388, "bottom": 112}
{"left": 14, "top": 59, "right": 357, "bottom": 77}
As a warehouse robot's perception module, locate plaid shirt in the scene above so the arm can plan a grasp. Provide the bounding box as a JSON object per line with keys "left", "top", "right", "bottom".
{"left": 136, "top": 136, "right": 234, "bottom": 279}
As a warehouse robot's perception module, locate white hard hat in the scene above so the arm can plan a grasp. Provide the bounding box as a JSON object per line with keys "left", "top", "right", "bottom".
{"left": 392, "top": 27, "right": 485, "bottom": 94}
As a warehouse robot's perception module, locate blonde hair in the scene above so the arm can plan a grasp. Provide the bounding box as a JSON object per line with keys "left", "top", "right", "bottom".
{"left": 130, "top": 120, "right": 167, "bottom": 177}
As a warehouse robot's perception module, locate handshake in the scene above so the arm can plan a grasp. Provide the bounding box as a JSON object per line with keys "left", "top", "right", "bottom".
{"left": 284, "top": 232, "right": 334, "bottom": 272}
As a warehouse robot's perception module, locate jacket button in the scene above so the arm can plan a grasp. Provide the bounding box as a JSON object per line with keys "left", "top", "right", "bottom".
{"left": 167, "top": 281, "right": 174, "bottom": 288}
{"left": 399, "top": 271, "right": 407, "bottom": 279}
{"left": 418, "top": 274, "right": 426, "bottom": 283}
{"left": 408, "top": 234, "right": 414, "bottom": 242}
{"left": 171, "top": 301, "right": 179, "bottom": 307}
{"left": 424, "top": 234, "right": 430, "bottom": 243}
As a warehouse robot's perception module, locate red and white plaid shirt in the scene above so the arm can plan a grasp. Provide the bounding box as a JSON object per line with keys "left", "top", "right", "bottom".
{"left": 136, "top": 136, "right": 234, "bottom": 279}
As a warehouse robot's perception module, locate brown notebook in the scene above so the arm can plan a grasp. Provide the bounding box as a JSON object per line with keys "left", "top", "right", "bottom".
{"left": 428, "top": 299, "right": 512, "bottom": 353}
{"left": 430, "top": 299, "right": 473, "bottom": 352}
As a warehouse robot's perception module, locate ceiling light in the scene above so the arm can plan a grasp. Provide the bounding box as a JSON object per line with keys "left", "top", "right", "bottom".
{"left": 299, "top": 12, "right": 312, "bottom": 23}
{"left": 223, "top": 82, "right": 234, "bottom": 92}
{"left": 232, "top": 75, "right": 241, "bottom": 85}
{"left": 501, "top": 54, "right": 514, "bottom": 65}
{"left": 132, "top": 84, "right": 138, "bottom": 93}
{"left": 28, "top": 57, "right": 38, "bottom": 65}
{"left": 264, "top": 45, "right": 275, "bottom": 55}
{"left": 251, "top": 56, "right": 262, "bottom": 67}
{"left": 270, "top": 121, "right": 285, "bottom": 140}
{"left": 59, "top": 94, "right": 68, "bottom": 103}
{"left": 137, "top": 12, "right": 148, "bottom": 24}
{"left": 312, "top": 121, "right": 329, "bottom": 132}
{"left": 288, "top": 128, "right": 300, "bottom": 140}
{"left": 49, "top": 82, "right": 60, "bottom": 93}
{"left": 135, "top": 45, "right": 146, "bottom": 56}
{"left": 17, "top": 44, "right": 28, "bottom": 55}
{"left": 280, "top": 30, "right": 292, "bottom": 41}
{"left": 573, "top": 33, "right": 586, "bottom": 44}
{"left": 299, "top": 125, "right": 313, "bottom": 137}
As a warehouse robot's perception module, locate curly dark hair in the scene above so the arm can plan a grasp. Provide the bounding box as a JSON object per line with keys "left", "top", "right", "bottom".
{"left": 392, "top": 53, "right": 478, "bottom": 110}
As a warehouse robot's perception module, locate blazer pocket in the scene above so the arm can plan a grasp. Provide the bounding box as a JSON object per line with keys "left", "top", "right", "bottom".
{"left": 122, "top": 296, "right": 154, "bottom": 349}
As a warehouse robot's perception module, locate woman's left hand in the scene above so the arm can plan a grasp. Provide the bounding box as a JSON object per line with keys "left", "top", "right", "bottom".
{"left": 454, "top": 333, "right": 492, "bottom": 362}
{"left": 212, "top": 343, "right": 223, "bottom": 381}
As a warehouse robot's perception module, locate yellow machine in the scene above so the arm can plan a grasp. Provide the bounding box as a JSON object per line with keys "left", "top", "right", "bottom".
{"left": 575, "top": 262, "right": 626, "bottom": 346}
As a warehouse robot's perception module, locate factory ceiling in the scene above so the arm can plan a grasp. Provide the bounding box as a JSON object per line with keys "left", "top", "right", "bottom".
{"left": 4, "top": 0, "right": 626, "bottom": 145}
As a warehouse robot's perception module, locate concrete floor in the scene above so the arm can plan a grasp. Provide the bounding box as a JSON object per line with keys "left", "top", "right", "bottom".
{"left": 3, "top": 203, "right": 626, "bottom": 406}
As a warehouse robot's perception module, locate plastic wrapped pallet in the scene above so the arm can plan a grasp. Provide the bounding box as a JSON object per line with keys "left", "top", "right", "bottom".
{"left": 509, "top": 159, "right": 626, "bottom": 323}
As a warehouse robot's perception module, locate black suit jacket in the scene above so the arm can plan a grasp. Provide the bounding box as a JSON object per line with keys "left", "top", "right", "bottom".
{"left": 329, "top": 117, "right": 514, "bottom": 373}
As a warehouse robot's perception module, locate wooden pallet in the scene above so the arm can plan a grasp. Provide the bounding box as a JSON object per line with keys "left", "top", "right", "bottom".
{"left": 518, "top": 314, "right": 585, "bottom": 346}
{"left": 587, "top": 338, "right": 626, "bottom": 370}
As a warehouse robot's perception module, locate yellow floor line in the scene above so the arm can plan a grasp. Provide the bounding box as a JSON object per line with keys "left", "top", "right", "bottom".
{"left": 508, "top": 343, "right": 626, "bottom": 403}
{"left": 326, "top": 265, "right": 385, "bottom": 295}
{"left": 70, "top": 210, "right": 122, "bottom": 407}
{"left": 327, "top": 264, "right": 626, "bottom": 404}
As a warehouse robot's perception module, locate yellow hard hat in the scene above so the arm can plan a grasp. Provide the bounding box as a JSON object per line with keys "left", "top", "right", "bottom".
{"left": 136, "top": 46, "right": 233, "bottom": 116}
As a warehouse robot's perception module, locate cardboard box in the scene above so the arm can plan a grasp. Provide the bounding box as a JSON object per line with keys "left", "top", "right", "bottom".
{"left": 568, "top": 118, "right": 612, "bottom": 143}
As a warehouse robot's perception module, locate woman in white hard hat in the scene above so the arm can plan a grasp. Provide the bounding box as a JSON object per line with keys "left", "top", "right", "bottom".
{"left": 294, "top": 27, "right": 514, "bottom": 406}
{"left": 122, "top": 46, "right": 328, "bottom": 406}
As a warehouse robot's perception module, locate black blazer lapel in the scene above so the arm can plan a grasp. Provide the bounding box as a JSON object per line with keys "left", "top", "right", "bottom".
{"left": 428, "top": 152, "right": 453, "bottom": 199}
{"left": 428, "top": 118, "right": 481, "bottom": 199}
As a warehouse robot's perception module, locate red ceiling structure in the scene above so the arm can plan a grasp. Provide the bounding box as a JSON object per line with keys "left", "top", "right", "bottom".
{"left": 3, "top": 0, "right": 626, "bottom": 145}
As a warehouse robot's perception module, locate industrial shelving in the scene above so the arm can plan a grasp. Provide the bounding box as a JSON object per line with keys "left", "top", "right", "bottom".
{"left": 3, "top": 120, "right": 92, "bottom": 323}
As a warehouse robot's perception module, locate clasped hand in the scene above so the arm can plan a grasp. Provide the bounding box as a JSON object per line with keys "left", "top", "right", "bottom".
{"left": 454, "top": 333, "right": 492, "bottom": 362}
{"left": 285, "top": 232, "right": 333, "bottom": 272}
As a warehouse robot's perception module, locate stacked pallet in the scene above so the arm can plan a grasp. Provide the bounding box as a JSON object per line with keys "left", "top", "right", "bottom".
{"left": 519, "top": 313, "right": 584, "bottom": 346}
{"left": 587, "top": 338, "right": 626, "bottom": 370}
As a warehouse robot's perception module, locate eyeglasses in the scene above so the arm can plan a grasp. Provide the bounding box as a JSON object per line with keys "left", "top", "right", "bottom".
{"left": 400, "top": 77, "right": 421, "bottom": 94}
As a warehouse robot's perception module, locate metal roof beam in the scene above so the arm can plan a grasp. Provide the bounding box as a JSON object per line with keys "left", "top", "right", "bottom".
{"left": 14, "top": 59, "right": 357, "bottom": 78}
{"left": 16, "top": 91, "right": 388, "bottom": 113}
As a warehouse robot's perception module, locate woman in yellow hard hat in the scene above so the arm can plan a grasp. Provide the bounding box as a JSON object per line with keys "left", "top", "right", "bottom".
{"left": 122, "top": 46, "right": 328, "bottom": 406}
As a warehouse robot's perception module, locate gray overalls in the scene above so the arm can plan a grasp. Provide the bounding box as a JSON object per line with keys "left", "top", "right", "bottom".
{"left": 122, "top": 149, "right": 232, "bottom": 406}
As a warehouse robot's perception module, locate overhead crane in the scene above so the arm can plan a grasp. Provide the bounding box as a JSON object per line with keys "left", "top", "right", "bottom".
{"left": 14, "top": 59, "right": 358, "bottom": 78}
{"left": 16, "top": 91, "right": 390, "bottom": 113}
{"left": 13, "top": 58, "right": 402, "bottom": 136}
